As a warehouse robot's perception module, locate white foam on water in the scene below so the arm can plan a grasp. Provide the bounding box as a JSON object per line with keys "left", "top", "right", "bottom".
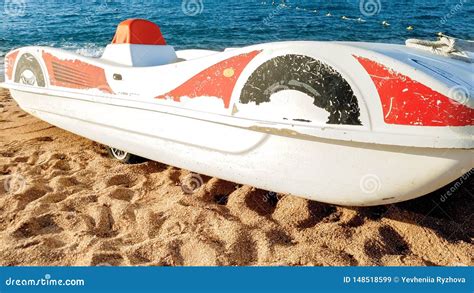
{"left": 75, "top": 46, "right": 105, "bottom": 58}
{"left": 66, "top": 43, "right": 104, "bottom": 58}
{"left": 67, "top": 43, "right": 105, "bottom": 58}
{"left": 37, "top": 42, "right": 105, "bottom": 58}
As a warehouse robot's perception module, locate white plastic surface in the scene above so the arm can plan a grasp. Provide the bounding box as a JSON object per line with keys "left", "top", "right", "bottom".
{"left": 101, "top": 44, "right": 177, "bottom": 66}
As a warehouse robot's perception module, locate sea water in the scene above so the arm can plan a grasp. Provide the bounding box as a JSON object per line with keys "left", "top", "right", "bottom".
{"left": 0, "top": 0, "right": 472, "bottom": 81}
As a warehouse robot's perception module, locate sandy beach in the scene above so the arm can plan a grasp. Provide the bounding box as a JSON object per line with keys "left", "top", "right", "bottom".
{"left": 0, "top": 88, "right": 472, "bottom": 266}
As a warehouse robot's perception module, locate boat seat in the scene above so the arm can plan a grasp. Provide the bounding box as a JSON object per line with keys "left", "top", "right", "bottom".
{"left": 101, "top": 19, "right": 177, "bottom": 67}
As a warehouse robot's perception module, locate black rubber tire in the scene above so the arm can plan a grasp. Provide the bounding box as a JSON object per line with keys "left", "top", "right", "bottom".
{"left": 239, "top": 54, "right": 362, "bottom": 125}
{"left": 106, "top": 146, "right": 145, "bottom": 164}
{"left": 14, "top": 53, "right": 46, "bottom": 87}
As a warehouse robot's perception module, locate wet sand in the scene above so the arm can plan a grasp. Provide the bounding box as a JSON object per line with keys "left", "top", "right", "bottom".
{"left": 0, "top": 89, "right": 472, "bottom": 266}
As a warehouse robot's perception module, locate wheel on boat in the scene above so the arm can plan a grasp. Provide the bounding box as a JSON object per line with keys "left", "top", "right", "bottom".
{"left": 106, "top": 146, "right": 145, "bottom": 164}
{"left": 14, "top": 53, "right": 46, "bottom": 87}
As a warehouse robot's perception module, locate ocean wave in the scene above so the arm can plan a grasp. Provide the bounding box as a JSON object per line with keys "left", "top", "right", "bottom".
{"left": 64, "top": 43, "right": 105, "bottom": 58}
{"left": 36, "top": 42, "right": 105, "bottom": 58}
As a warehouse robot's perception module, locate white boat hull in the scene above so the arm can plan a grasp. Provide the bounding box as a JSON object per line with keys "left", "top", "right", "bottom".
{"left": 11, "top": 89, "right": 472, "bottom": 206}
{"left": 2, "top": 20, "right": 473, "bottom": 206}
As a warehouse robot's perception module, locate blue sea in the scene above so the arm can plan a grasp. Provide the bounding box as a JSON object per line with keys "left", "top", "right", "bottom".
{"left": 0, "top": 0, "right": 473, "bottom": 80}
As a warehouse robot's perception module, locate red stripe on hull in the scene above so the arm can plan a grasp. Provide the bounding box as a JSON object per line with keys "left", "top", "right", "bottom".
{"left": 156, "top": 50, "right": 261, "bottom": 108}
{"left": 5, "top": 50, "right": 19, "bottom": 81}
{"left": 42, "top": 51, "right": 114, "bottom": 94}
{"left": 355, "top": 55, "right": 474, "bottom": 127}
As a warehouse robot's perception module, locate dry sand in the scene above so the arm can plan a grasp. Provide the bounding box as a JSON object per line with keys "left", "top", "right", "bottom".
{"left": 0, "top": 88, "right": 472, "bottom": 266}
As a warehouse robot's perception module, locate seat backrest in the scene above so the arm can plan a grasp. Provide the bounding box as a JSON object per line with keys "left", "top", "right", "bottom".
{"left": 112, "top": 19, "right": 166, "bottom": 45}
{"left": 101, "top": 19, "right": 177, "bottom": 67}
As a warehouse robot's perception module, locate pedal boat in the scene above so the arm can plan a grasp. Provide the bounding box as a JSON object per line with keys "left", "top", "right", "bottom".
{"left": 2, "top": 19, "right": 473, "bottom": 206}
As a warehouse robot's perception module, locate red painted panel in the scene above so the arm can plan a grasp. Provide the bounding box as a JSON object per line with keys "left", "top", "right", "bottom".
{"left": 156, "top": 50, "right": 261, "bottom": 108}
{"left": 5, "top": 50, "right": 19, "bottom": 81}
{"left": 112, "top": 19, "right": 166, "bottom": 45}
{"left": 355, "top": 55, "right": 474, "bottom": 127}
{"left": 42, "top": 51, "right": 114, "bottom": 94}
